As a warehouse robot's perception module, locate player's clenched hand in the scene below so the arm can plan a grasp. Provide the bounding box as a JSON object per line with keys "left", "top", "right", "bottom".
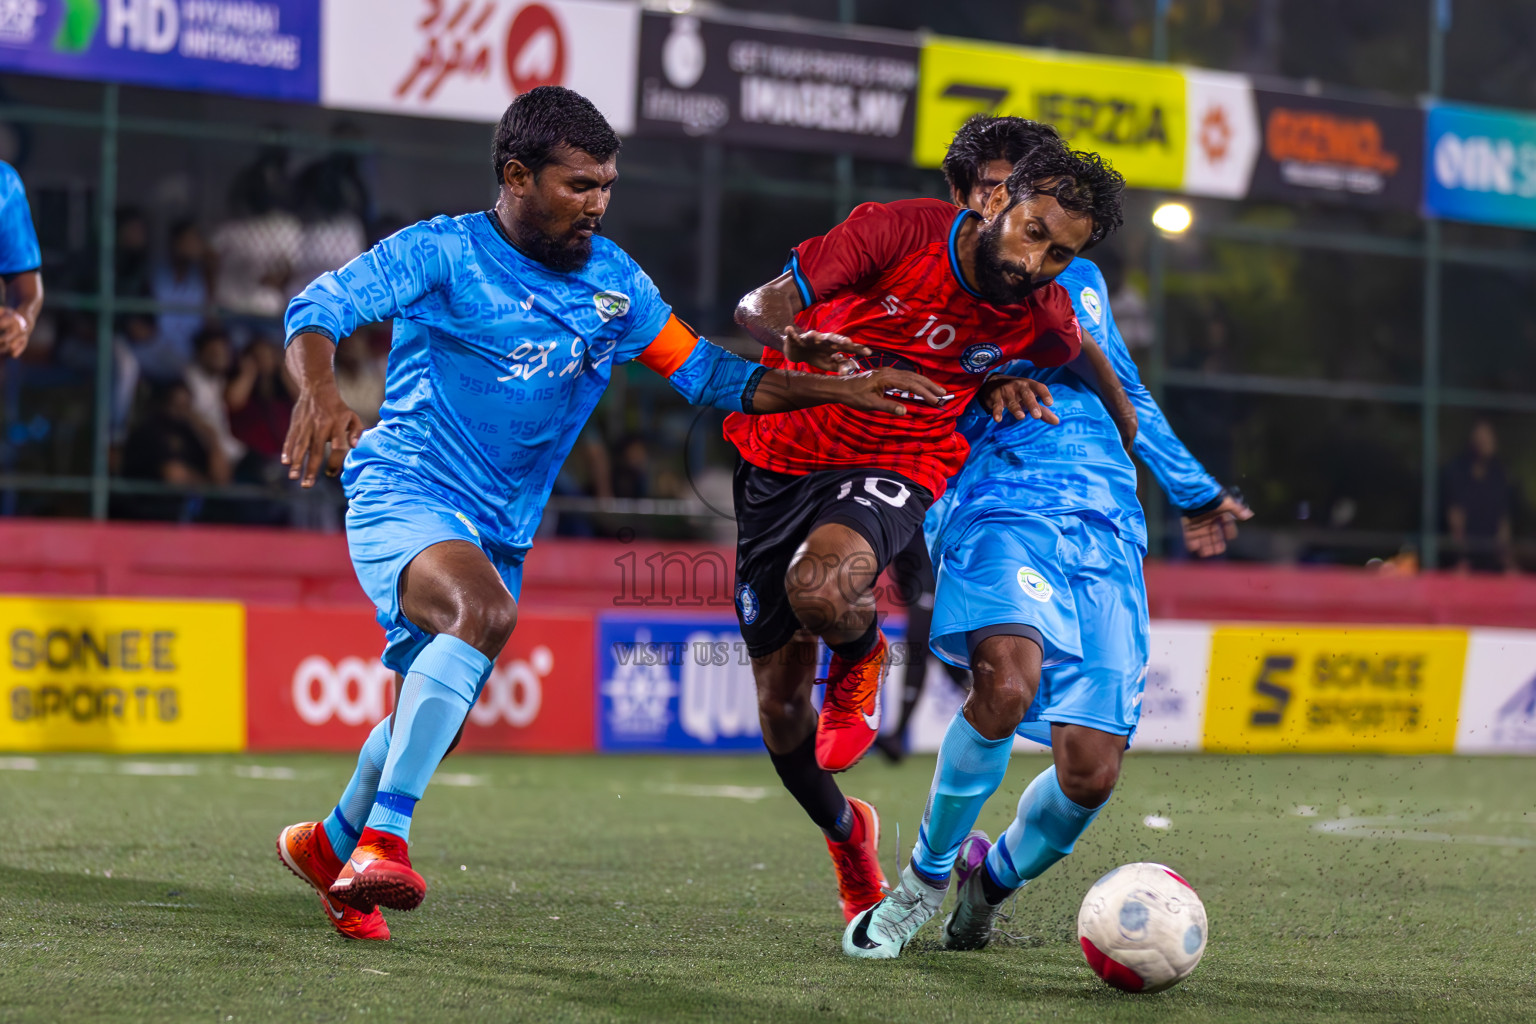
{"left": 978, "top": 375, "right": 1059, "bottom": 425}
{"left": 282, "top": 385, "right": 364, "bottom": 488}
{"left": 781, "top": 325, "right": 872, "bottom": 374}
{"left": 0, "top": 310, "right": 30, "bottom": 358}
{"left": 1181, "top": 492, "right": 1254, "bottom": 557}
{"left": 837, "top": 368, "right": 947, "bottom": 415}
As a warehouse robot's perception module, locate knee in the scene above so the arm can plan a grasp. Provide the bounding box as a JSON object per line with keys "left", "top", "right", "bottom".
{"left": 757, "top": 684, "right": 810, "bottom": 727}
{"left": 1056, "top": 760, "right": 1119, "bottom": 808}
{"left": 968, "top": 649, "right": 1039, "bottom": 738}
{"left": 784, "top": 571, "right": 847, "bottom": 634}
{"left": 449, "top": 592, "right": 517, "bottom": 658}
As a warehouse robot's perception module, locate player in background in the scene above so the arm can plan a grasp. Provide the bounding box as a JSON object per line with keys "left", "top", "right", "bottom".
{"left": 0, "top": 160, "right": 43, "bottom": 358}
{"left": 274, "top": 87, "right": 944, "bottom": 941}
{"left": 843, "top": 116, "right": 1252, "bottom": 959}
{"left": 727, "top": 133, "right": 1129, "bottom": 922}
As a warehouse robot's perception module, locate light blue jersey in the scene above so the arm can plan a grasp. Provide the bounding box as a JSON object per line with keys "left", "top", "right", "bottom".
{"left": 286, "top": 211, "right": 763, "bottom": 671}
{"left": 926, "top": 258, "right": 1222, "bottom": 744}
{"left": 0, "top": 161, "right": 40, "bottom": 276}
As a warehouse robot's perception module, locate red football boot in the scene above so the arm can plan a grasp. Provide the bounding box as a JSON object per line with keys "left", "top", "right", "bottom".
{"left": 816, "top": 631, "right": 889, "bottom": 772}
{"left": 275, "top": 822, "right": 391, "bottom": 941}
{"left": 826, "top": 797, "right": 888, "bottom": 922}
{"left": 329, "top": 827, "right": 427, "bottom": 912}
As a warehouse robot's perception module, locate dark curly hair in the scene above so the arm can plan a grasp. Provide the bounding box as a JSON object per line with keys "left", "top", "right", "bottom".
{"left": 491, "top": 86, "right": 621, "bottom": 184}
{"left": 1004, "top": 139, "right": 1125, "bottom": 250}
{"left": 941, "top": 114, "right": 1063, "bottom": 199}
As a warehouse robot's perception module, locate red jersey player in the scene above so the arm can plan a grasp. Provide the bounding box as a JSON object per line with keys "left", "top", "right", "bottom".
{"left": 725, "top": 133, "right": 1127, "bottom": 922}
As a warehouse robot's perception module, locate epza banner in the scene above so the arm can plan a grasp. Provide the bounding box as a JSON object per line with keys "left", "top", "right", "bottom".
{"left": 0, "top": 0, "right": 319, "bottom": 102}
{"left": 633, "top": 11, "right": 918, "bottom": 161}
{"left": 914, "top": 38, "right": 1185, "bottom": 188}
{"left": 1424, "top": 102, "right": 1536, "bottom": 231}
{"left": 322, "top": 0, "right": 638, "bottom": 130}
{"left": 245, "top": 606, "right": 594, "bottom": 752}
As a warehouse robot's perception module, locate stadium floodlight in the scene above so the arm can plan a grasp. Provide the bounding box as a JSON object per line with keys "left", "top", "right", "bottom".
{"left": 1152, "top": 202, "right": 1193, "bottom": 235}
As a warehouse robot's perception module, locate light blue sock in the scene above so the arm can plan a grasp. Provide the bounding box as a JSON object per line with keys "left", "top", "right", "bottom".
{"left": 365, "top": 634, "right": 490, "bottom": 842}
{"left": 911, "top": 711, "right": 1013, "bottom": 884}
{"left": 984, "top": 764, "right": 1105, "bottom": 891}
{"left": 322, "top": 718, "right": 391, "bottom": 858}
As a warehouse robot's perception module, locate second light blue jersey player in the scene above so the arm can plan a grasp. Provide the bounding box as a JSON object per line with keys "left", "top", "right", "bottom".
{"left": 924, "top": 257, "right": 1222, "bottom": 743}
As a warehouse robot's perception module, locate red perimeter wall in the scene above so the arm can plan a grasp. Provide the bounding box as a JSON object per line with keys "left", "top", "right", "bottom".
{"left": 0, "top": 518, "right": 1533, "bottom": 628}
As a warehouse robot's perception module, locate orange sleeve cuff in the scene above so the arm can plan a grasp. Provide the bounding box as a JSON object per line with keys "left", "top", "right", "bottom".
{"left": 635, "top": 314, "right": 700, "bottom": 378}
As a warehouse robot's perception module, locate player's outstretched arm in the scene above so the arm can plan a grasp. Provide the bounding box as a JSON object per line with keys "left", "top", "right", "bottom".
{"left": 735, "top": 272, "right": 871, "bottom": 373}
{"left": 1070, "top": 331, "right": 1136, "bottom": 449}
{"left": 750, "top": 366, "right": 946, "bottom": 415}
{"left": 282, "top": 331, "right": 364, "bottom": 488}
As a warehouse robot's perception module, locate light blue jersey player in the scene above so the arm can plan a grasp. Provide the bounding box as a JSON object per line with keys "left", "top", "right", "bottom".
{"left": 0, "top": 160, "right": 43, "bottom": 358}
{"left": 273, "top": 87, "right": 938, "bottom": 942}
{"left": 845, "top": 116, "right": 1249, "bottom": 959}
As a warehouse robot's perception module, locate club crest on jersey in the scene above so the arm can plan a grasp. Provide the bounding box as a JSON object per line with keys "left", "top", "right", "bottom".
{"left": 959, "top": 342, "right": 1002, "bottom": 374}
{"left": 1016, "top": 567, "right": 1053, "bottom": 602}
{"left": 1079, "top": 287, "right": 1103, "bottom": 325}
{"left": 593, "top": 291, "right": 631, "bottom": 322}
{"left": 735, "top": 582, "right": 760, "bottom": 624}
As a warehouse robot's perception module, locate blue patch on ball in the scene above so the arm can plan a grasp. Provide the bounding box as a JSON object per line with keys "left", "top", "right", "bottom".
{"left": 1119, "top": 899, "right": 1149, "bottom": 931}
{"left": 1094, "top": 866, "right": 1121, "bottom": 887}
{"left": 1184, "top": 923, "right": 1203, "bottom": 954}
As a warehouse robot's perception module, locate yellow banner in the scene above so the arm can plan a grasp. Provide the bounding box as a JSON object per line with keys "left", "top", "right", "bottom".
{"left": 1202, "top": 626, "right": 1468, "bottom": 754}
{"left": 0, "top": 597, "right": 245, "bottom": 752}
{"left": 915, "top": 38, "right": 1186, "bottom": 188}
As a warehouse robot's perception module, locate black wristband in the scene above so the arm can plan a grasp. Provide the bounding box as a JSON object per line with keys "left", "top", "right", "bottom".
{"left": 739, "top": 364, "right": 768, "bottom": 414}
{"left": 1182, "top": 489, "right": 1227, "bottom": 518}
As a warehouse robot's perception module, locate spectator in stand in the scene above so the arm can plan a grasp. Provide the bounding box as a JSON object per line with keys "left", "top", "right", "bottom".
{"left": 184, "top": 325, "right": 247, "bottom": 470}
{"left": 120, "top": 379, "right": 230, "bottom": 520}
{"left": 290, "top": 151, "right": 369, "bottom": 297}
{"left": 212, "top": 148, "right": 300, "bottom": 323}
{"left": 1443, "top": 418, "right": 1517, "bottom": 573}
{"left": 333, "top": 330, "right": 385, "bottom": 428}
{"left": 153, "top": 219, "right": 213, "bottom": 369}
{"left": 225, "top": 336, "right": 293, "bottom": 469}
{"left": 0, "top": 158, "right": 44, "bottom": 358}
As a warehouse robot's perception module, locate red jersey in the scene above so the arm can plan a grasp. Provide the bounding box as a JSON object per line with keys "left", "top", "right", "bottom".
{"left": 723, "top": 198, "right": 1081, "bottom": 499}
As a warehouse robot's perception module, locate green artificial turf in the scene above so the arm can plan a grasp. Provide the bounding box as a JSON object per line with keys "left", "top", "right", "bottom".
{"left": 1, "top": 752, "right": 1533, "bottom": 1023}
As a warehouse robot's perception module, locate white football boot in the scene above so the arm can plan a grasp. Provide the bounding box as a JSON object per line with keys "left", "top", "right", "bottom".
{"left": 842, "top": 864, "right": 946, "bottom": 960}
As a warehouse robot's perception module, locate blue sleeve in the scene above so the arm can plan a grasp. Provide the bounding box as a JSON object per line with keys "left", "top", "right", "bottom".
{"left": 611, "top": 261, "right": 674, "bottom": 363}
{"left": 1072, "top": 267, "right": 1222, "bottom": 511}
{"left": 663, "top": 339, "right": 768, "bottom": 414}
{"left": 0, "top": 163, "right": 40, "bottom": 276}
{"left": 284, "top": 218, "right": 459, "bottom": 346}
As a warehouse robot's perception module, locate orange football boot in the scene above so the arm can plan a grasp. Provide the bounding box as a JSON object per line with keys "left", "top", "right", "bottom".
{"left": 816, "top": 631, "right": 889, "bottom": 771}
{"left": 330, "top": 827, "right": 427, "bottom": 912}
{"left": 826, "top": 796, "right": 888, "bottom": 922}
{"left": 276, "top": 822, "right": 390, "bottom": 941}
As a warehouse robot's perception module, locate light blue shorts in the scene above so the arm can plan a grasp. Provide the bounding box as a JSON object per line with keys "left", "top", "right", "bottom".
{"left": 930, "top": 508, "right": 1148, "bottom": 746}
{"left": 346, "top": 476, "right": 524, "bottom": 675}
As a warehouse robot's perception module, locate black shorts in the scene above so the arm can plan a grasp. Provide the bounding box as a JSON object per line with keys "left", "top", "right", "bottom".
{"left": 732, "top": 461, "right": 933, "bottom": 658}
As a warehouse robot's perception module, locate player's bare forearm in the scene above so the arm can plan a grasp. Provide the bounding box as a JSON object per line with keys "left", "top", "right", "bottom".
{"left": 282, "top": 330, "right": 363, "bottom": 487}
{"left": 736, "top": 273, "right": 871, "bottom": 372}
{"left": 750, "top": 367, "right": 945, "bottom": 415}
{"left": 0, "top": 270, "right": 42, "bottom": 357}
{"left": 1073, "top": 332, "right": 1136, "bottom": 448}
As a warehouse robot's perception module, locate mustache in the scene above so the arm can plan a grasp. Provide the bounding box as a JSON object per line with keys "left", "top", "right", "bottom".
{"left": 572, "top": 217, "right": 603, "bottom": 236}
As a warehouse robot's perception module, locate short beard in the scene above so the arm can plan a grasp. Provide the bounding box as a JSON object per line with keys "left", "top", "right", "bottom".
{"left": 517, "top": 225, "right": 595, "bottom": 273}
{"left": 972, "top": 217, "right": 1037, "bottom": 306}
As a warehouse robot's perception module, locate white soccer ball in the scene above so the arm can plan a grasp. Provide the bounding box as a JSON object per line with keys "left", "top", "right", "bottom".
{"left": 1076, "top": 862, "right": 1207, "bottom": 993}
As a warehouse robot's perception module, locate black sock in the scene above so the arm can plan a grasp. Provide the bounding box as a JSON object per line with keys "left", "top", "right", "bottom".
{"left": 829, "top": 620, "right": 878, "bottom": 663}
{"left": 769, "top": 731, "right": 851, "bottom": 840}
{"left": 980, "top": 862, "right": 1017, "bottom": 906}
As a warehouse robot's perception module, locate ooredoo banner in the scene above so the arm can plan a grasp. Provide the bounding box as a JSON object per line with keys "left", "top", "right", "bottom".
{"left": 0, "top": 596, "right": 246, "bottom": 752}
{"left": 633, "top": 11, "right": 919, "bottom": 161}
{"left": 0, "top": 0, "right": 320, "bottom": 102}
{"left": 914, "top": 38, "right": 1186, "bottom": 188}
{"left": 321, "top": 0, "right": 638, "bottom": 130}
{"left": 245, "top": 605, "right": 594, "bottom": 752}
